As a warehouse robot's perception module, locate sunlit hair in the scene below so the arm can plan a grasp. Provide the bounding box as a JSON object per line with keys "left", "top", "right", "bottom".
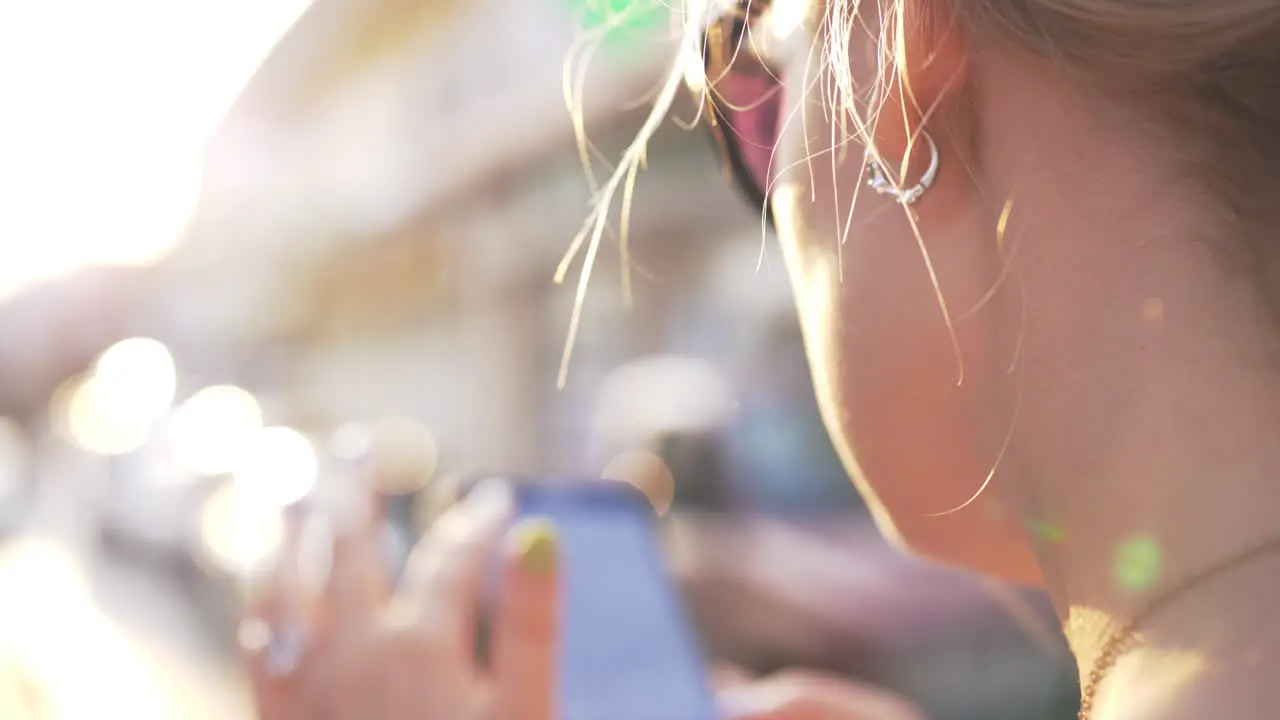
{"left": 558, "top": 0, "right": 1280, "bottom": 383}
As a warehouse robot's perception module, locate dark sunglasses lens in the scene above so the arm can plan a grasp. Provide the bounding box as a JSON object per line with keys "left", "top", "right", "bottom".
{"left": 713, "top": 73, "right": 781, "bottom": 200}
{"left": 702, "top": 12, "right": 783, "bottom": 219}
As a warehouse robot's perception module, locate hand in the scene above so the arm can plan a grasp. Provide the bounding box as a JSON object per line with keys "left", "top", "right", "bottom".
{"left": 240, "top": 480, "right": 560, "bottom": 720}
{"left": 717, "top": 670, "right": 927, "bottom": 720}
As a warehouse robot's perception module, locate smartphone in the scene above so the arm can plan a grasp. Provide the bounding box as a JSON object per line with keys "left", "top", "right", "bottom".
{"left": 481, "top": 478, "right": 719, "bottom": 720}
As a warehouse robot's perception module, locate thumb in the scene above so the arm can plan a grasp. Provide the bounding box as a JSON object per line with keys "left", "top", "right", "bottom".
{"left": 242, "top": 508, "right": 316, "bottom": 679}
{"left": 321, "top": 478, "right": 390, "bottom": 631}
{"left": 711, "top": 664, "right": 755, "bottom": 692}
{"left": 240, "top": 509, "right": 316, "bottom": 720}
{"left": 493, "top": 518, "right": 561, "bottom": 720}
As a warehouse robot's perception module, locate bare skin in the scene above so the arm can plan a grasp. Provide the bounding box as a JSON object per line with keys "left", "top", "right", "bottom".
{"left": 242, "top": 485, "right": 923, "bottom": 719}
{"left": 244, "top": 485, "right": 557, "bottom": 720}
{"left": 764, "top": 1, "right": 1280, "bottom": 717}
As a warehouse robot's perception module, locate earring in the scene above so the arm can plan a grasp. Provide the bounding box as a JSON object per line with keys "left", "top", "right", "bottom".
{"left": 864, "top": 130, "right": 940, "bottom": 206}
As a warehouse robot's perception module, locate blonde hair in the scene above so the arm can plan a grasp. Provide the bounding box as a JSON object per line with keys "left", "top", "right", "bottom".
{"left": 556, "top": 0, "right": 1280, "bottom": 373}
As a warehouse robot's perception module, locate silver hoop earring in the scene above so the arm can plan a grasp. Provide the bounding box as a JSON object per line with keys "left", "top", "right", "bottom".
{"left": 864, "top": 130, "right": 940, "bottom": 206}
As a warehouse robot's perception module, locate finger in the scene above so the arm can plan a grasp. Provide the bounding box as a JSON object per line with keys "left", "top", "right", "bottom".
{"left": 239, "top": 617, "right": 306, "bottom": 720}
{"left": 243, "top": 508, "right": 315, "bottom": 681}
{"left": 418, "top": 473, "right": 466, "bottom": 530}
{"left": 718, "top": 672, "right": 926, "bottom": 720}
{"left": 710, "top": 664, "right": 754, "bottom": 691}
{"left": 399, "top": 479, "right": 514, "bottom": 664}
{"left": 493, "top": 519, "right": 561, "bottom": 720}
{"left": 240, "top": 514, "right": 316, "bottom": 720}
{"left": 323, "top": 483, "right": 390, "bottom": 628}
{"left": 308, "top": 639, "right": 384, "bottom": 720}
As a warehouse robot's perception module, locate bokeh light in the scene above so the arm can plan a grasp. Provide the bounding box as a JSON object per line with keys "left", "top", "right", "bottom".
{"left": 602, "top": 449, "right": 676, "bottom": 516}
{"left": 61, "top": 338, "right": 177, "bottom": 456}
{"left": 94, "top": 338, "right": 178, "bottom": 416}
{"left": 1028, "top": 520, "right": 1066, "bottom": 545}
{"left": 569, "top": 0, "right": 665, "bottom": 47}
{"left": 66, "top": 377, "right": 139, "bottom": 455}
{"left": 237, "top": 617, "right": 271, "bottom": 656}
{"left": 594, "top": 355, "right": 736, "bottom": 448}
{"left": 234, "top": 427, "right": 319, "bottom": 509}
{"left": 199, "top": 482, "right": 286, "bottom": 581}
{"left": 329, "top": 422, "right": 373, "bottom": 461}
{"left": 1115, "top": 534, "right": 1163, "bottom": 591}
{"left": 65, "top": 378, "right": 149, "bottom": 457}
{"left": 0, "top": 0, "right": 319, "bottom": 301}
{"left": 168, "top": 385, "right": 264, "bottom": 476}
{"left": 366, "top": 418, "right": 439, "bottom": 495}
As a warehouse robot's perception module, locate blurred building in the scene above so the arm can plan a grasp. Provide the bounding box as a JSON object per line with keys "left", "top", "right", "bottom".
{"left": 152, "top": 0, "right": 777, "bottom": 477}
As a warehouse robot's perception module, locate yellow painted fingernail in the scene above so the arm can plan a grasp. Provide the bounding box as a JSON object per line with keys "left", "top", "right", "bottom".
{"left": 511, "top": 520, "right": 558, "bottom": 576}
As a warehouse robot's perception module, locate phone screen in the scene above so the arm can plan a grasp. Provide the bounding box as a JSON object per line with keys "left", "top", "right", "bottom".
{"left": 513, "top": 481, "right": 719, "bottom": 720}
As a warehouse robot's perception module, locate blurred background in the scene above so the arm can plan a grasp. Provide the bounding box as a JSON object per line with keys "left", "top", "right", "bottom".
{"left": 0, "top": 0, "right": 1079, "bottom": 717}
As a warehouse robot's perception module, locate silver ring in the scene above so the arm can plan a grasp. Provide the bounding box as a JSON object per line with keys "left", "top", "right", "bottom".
{"left": 865, "top": 130, "right": 940, "bottom": 206}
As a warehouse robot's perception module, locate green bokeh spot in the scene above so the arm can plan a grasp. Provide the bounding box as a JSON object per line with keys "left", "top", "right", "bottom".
{"left": 1028, "top": 521, "right": 1065, "bottom": 544}
{"left": 566, "top": 0, "right": 667, "bottom": 50}
{"left": 1114, "top": 535, "right": 1163, "bottom": 591}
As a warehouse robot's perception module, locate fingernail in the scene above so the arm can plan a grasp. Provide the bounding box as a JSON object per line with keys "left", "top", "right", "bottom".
{"left": 509, "top": 520, "right": 558, "bottom": 576}
{"left": 467, "top": 478, "right": 514, "bottom": 519}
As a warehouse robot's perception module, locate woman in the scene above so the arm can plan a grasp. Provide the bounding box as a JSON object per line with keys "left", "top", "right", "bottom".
{"left": 244, "top": 0, "right": 1280, "bottom": 718}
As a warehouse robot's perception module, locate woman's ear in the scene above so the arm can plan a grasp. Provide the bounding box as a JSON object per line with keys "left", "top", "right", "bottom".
{"left": 868, "top": 0, "right": 971, "bottom": 174}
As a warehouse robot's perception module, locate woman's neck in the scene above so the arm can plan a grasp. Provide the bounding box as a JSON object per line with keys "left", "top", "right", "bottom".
{"left": 1011, "top": 256, "right": 1280, "bottom": 718}
{"left": 977, "top": 63, "right": 1280, "bottom": 716}
{"left": 1038, "top": 409, "right": 1280, "bottom": 718}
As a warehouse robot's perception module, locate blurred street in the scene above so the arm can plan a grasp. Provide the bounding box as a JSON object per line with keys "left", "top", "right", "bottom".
{"left": 0, "top": 471, "right": 249, "bottom": 720}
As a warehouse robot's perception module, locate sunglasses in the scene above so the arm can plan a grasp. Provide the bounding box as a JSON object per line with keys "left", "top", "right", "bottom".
{"left": 697, "top": 0, "right": 783, "bottom": 228}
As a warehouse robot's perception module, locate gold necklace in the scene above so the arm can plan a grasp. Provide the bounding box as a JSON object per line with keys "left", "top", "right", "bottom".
{"left": 1077, "top": 535, "right": 1280, "bottom": 719}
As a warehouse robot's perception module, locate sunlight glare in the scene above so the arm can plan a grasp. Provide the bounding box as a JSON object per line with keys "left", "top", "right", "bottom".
{"left": 199, "top": 482, "right": 287, "bottom": 581}
{"left": 766, "top": 0, "right": 806, "bottom": 44}
{"left": 0, "top": 0, "right": 317, "bottom": 301}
